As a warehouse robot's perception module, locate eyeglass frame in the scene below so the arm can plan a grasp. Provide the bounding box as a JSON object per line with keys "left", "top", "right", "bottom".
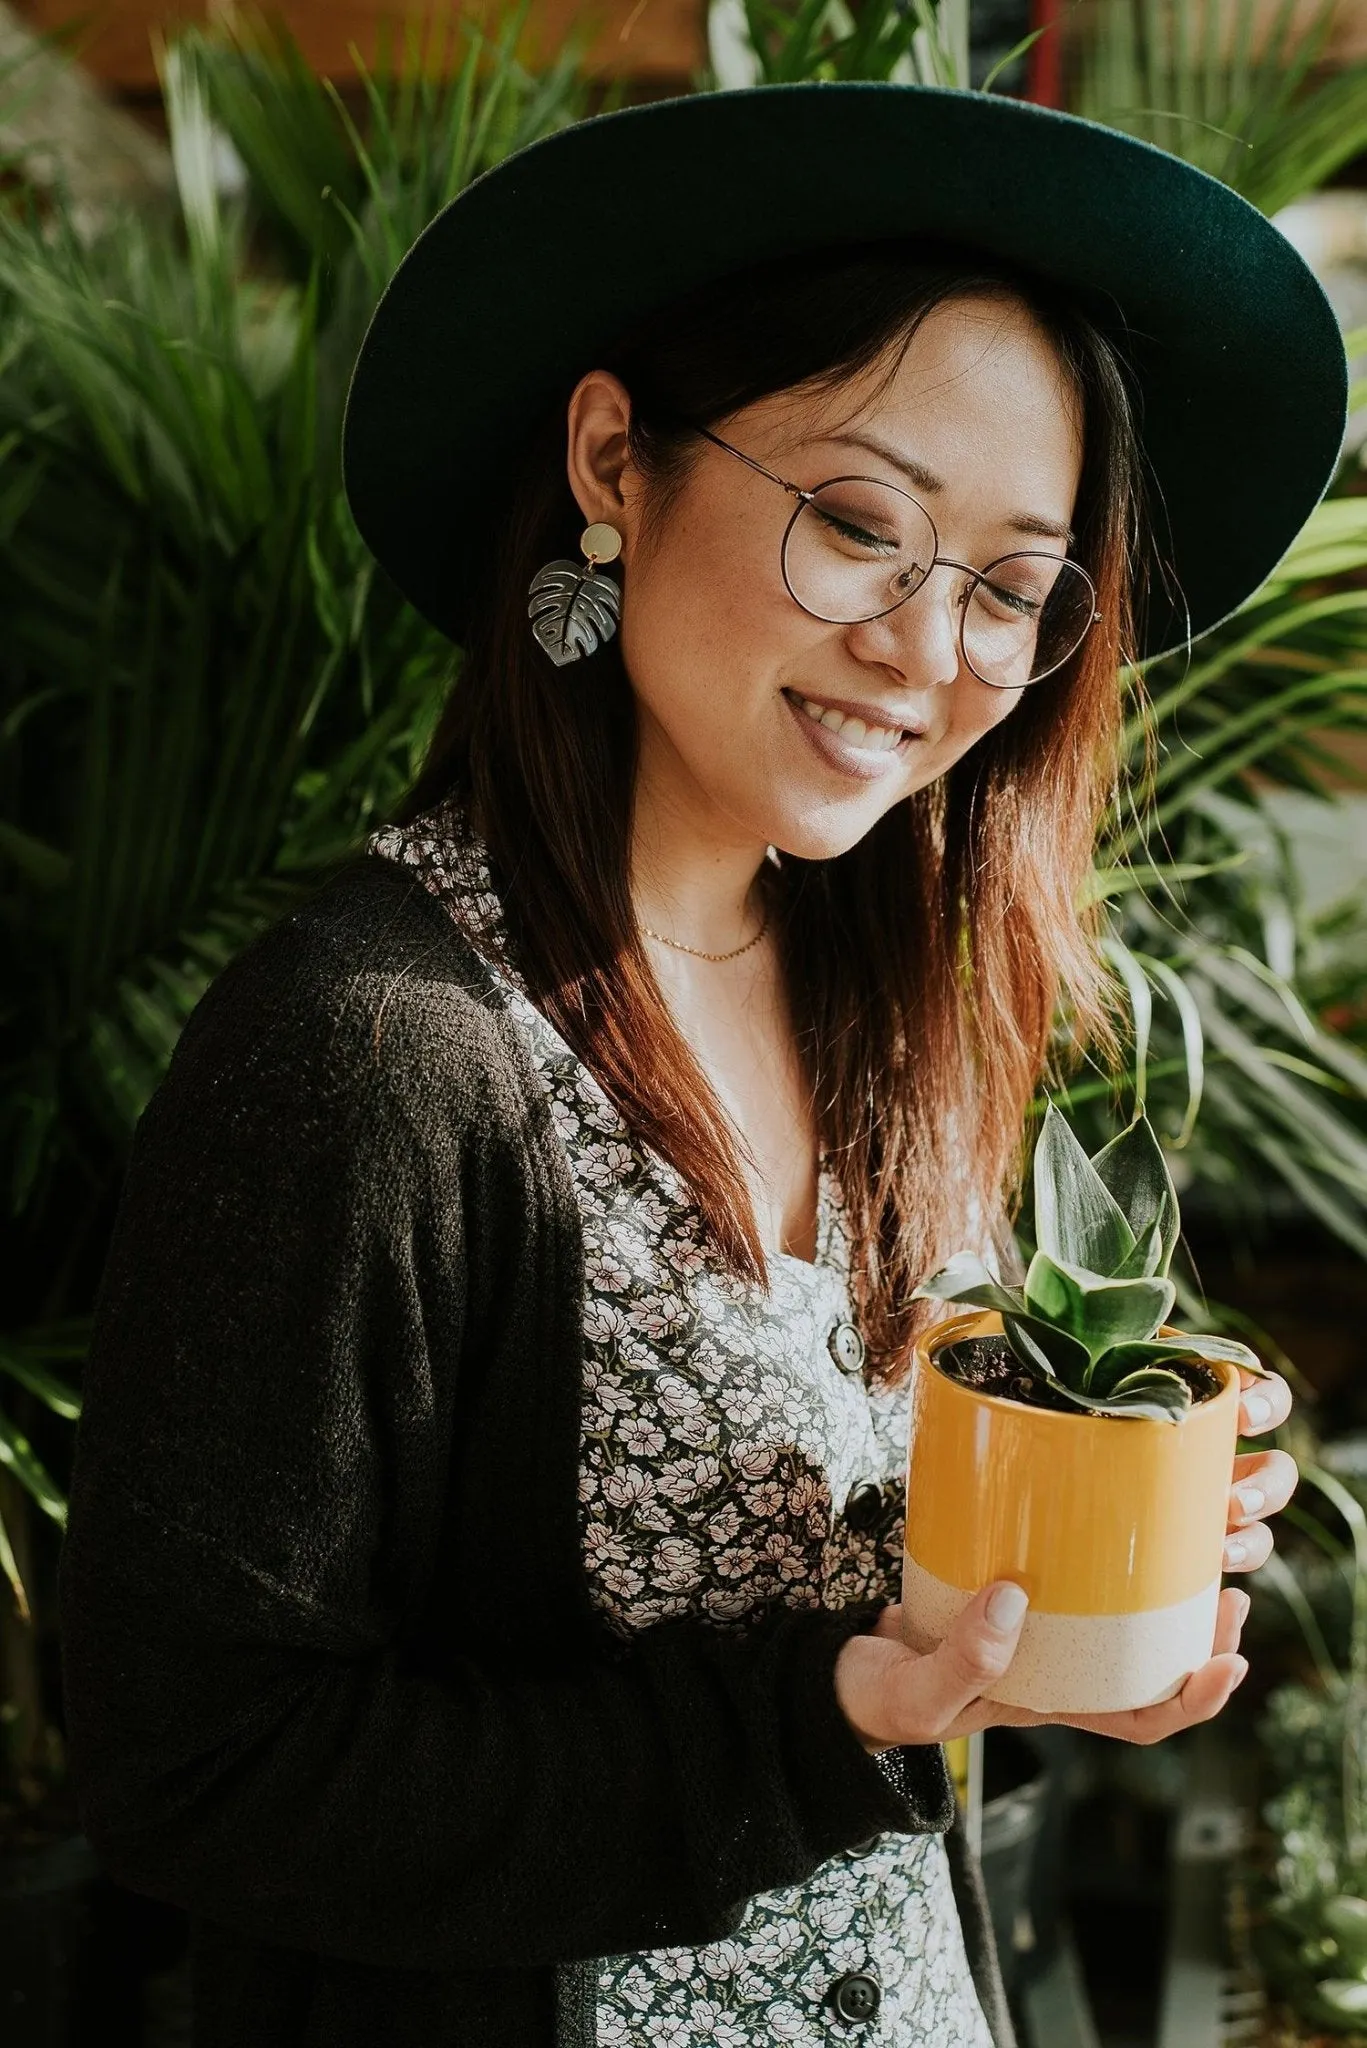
{"left": 684, "top": 420, "right": 1102, "bottom": 689}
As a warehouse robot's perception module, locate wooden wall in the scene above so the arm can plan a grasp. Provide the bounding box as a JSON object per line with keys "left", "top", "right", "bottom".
{"left": 10, "top": 0, "right": 706, "bottom": 91}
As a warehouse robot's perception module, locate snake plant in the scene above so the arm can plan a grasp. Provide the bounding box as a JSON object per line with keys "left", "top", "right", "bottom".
{"left": 913, "top": 1103, "right": 1269, "bottom": 1422}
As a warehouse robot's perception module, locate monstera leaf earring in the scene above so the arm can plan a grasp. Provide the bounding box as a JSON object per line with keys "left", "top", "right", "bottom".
{"left": 527, "top": 522, "right": 623, "bottom": 666}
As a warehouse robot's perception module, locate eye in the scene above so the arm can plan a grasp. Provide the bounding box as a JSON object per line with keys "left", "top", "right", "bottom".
{"left": 978, "top": 579, "right": 1043, "bottom": 620}
{"left": 813, "top": 505, "right": 897, "bottom": 555}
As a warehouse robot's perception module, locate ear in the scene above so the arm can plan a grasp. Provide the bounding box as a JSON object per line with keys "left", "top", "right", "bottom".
{"left": 565, "top": 369, "right": 636, "bottom": 540}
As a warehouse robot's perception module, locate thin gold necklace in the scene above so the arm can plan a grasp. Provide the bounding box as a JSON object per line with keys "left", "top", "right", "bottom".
{"left": 640, "top": 904, "right": 771, "bottom": 963}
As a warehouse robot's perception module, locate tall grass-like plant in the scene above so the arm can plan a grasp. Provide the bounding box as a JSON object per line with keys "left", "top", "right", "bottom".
{"left": 0, "top": 7, "right": 586, "bottom": 1819}
{"left": 1072, "top": 0, "right": 1367, "bottom": 215}
{"left": 706, "top": 0, "right": 1039, "bottom": 90}
{"left": 1084, "top": 476, "right": 1367, "bottom": 1273}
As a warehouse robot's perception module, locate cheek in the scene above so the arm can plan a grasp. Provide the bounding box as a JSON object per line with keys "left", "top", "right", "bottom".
{"left": 939, "top": 682, "right": 1025, "bottom": 761}
{"left": 618, "top": 499, "right": 805, "bottom": 722}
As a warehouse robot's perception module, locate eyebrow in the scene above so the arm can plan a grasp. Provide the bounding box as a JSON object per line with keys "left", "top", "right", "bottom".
{"left": 825, "top": 430, "right": 1076, "bottom": 545}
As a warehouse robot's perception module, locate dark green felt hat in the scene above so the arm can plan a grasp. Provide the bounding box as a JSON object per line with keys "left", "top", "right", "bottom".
{"left": 341, "top": 82, "right": 1349, "bottom": 663}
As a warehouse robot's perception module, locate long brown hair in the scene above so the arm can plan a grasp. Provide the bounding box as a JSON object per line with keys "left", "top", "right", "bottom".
{"left": 392, "top": 235, "right": 1148, "bottom": 1388}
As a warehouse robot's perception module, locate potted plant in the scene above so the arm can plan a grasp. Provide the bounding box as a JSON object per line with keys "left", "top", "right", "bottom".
{"left": 900, "top": 1103, "right": 1269, "bottom": 1714}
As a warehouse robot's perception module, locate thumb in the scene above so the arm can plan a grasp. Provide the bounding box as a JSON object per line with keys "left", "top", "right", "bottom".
{"left": 903, "top": 1580, "right": 1030, "bottom": 1735}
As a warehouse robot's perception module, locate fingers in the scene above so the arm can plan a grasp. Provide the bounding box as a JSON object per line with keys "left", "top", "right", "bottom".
{"left": 1211, "top": 1583, "right": 1251, "bottom": 1656}
{"left": 1239, "top": 1368, "right": 1292, "bottom": 1435}
{"left": 1224, "top": 1519, "right": 1274, "bottom": 1572}
{"left": 1056, "top": 1586, "right": 1250, "bottom": 1744}
{"left": 886, "top": 1581, "right": 1029, "bottom": 1739}
{"left": 1229, "top": 1447, "right": 1299, "bottom": 1528}
{"left": 1056, "top": 1651, "right": 1248, "bottom": 1746}
{"left": 1174, "top": 1651, "right": 1250, "bottom": 1728}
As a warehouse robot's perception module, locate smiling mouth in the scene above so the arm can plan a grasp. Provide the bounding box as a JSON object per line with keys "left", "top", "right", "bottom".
{"left": 782, "top": 688, "right": 924, "bottom": 753}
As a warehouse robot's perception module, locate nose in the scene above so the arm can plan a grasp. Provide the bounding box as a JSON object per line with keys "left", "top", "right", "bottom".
{"left": 842, "top": 566, "right": 962, "bottom": 689}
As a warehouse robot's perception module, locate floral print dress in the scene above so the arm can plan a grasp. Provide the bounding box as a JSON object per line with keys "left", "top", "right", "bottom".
{"left": 368, "top": 801, "right": 995, "bottom": 2048}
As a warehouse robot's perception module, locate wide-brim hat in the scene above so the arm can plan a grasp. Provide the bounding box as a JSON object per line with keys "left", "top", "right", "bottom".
{"left": 341, "top": 82, "right": 1348, "bottom": 663}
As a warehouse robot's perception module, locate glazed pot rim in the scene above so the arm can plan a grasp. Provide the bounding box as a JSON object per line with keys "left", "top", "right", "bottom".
{"left": 920, "top": 1307, "right": 1242, "bottom": 1422}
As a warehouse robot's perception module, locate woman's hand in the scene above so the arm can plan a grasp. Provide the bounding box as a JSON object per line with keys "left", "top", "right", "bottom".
{"left": 836, "top": 1365, "right": 1298, "bottom": 1755}
{"left": 1222, "top": 1366, "right": 1297, "bottom": 1574}
{"left": 834, "top": 1581, "right": 1252, "bottom": 1752}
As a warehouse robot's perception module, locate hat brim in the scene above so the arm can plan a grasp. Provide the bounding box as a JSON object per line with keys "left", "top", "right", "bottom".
{"left": 341, "top": 82, "right": 1348, "bottom": 663}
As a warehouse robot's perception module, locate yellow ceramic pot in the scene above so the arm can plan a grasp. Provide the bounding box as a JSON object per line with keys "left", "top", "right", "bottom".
{"left": 901, "top": 1308, "right": 1242, "bottom": 1712}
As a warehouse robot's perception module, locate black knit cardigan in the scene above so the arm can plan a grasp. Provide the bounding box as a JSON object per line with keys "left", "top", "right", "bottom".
{"left": 57, "top": 848, "right": 1015, "bottom": 2048}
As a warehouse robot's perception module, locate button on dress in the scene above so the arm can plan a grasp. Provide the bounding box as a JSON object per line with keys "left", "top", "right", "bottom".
{"left": 369, "top": 801, "right": 995, "bottom": 2048}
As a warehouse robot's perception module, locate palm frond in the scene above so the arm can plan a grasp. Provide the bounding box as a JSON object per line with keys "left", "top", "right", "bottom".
{"left": 1072, "top": 0, "right": 1367, "bottom": 214}
{"left": 0, "top": 13, "right": 584, "bottom": 1536}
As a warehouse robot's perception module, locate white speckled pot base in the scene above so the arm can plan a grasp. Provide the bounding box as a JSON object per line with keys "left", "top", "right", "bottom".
{"left": 900, "top": 1552, "right": 1222, "bottom": 1713}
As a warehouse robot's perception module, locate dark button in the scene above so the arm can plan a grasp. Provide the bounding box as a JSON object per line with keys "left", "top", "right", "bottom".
{"left": 847, "top": 1832, "right": 883, "bottom": 1859}
{"left": 828, "top": 1321, "right": 866, "bottom": 1375}
{"left": 831, "top": 1971, "right": 882, "bottom": 2023}
{"left": 844, "top": 1481, "right": 882, "bottom": 1533}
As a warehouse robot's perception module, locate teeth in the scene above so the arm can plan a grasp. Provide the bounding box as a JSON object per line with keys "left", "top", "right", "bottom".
{"left": 798, "top": 695, "right": 905, "bottom": 752}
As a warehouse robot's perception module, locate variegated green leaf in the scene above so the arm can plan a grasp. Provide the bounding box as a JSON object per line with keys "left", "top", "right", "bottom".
{"left": 1000, "top": 1310, "right": 1091, "bottom": 1385}
{"left": 1033, "top": 1101, "right": 1137, "bottom": 1274}
{"left": 1087, "top": 1113, "right": 1181, "bottom": 1277}
{"left": 1111, "top": 1218, "right": 1166, "bottom": 1280}
{"left": 911, "top": 1254, "right": 1024, "bottom": 1317}
{"left": 1023, "top": 1250, "right": 1175, "bottom": 1364}
{"left": 1092, "top": 1332, "right": 1266, "bottom": 1386}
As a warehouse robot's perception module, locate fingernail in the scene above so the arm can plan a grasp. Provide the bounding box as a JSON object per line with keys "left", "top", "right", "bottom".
{"left": 1225, "top": 1538, "right": 1248, "bottom": 1566}
{"left": 1237, "top": 1588, "right": 1253, "bottom": 1622}
{"left": 1243, "top": 1395, "right": 1272, "bottom": 1427}
{"left": 1230, "top": 1656, "right": 1249, "bottom": 1688}
{"left": 986, "top": 1583, "right": 1029, "bottom": 1633}
{"left": 1234, "top": 1485, "right": 1266, "bottom": 1520}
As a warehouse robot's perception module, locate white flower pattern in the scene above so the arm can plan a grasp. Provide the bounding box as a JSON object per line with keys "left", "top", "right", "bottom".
{"left": 367, "top": 803, "right": 994, "bottom": 2048}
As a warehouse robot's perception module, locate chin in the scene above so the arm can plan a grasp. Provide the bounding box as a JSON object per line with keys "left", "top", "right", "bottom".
{"left": 759, "top": 792, "right": 904, "bottom": 865}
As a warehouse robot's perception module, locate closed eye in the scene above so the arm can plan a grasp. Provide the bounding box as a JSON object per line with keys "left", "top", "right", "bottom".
{"left": 979, "top": 580, "right": 1042, "bottom": 618}
{"left": 814, "top": 507, "right": 897, "bottom": 554}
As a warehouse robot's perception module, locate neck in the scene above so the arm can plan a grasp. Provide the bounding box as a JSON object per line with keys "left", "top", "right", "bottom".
{"left": 629, "top": 741, "right": 769, "bottom": 956}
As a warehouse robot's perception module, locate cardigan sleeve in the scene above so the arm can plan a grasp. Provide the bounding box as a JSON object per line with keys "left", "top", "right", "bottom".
{"left": 57, "top": 886, "right": 956, "bottom": 1976}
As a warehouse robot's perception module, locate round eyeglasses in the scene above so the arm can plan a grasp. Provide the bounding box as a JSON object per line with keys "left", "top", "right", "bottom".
{"left": 688, "top": 423, "right": 1101, "bottom": 688}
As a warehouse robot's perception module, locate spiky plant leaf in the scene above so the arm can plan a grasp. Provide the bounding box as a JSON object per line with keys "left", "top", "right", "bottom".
{"left": 1085, "top": 1370, "right": 1193, "bottom": 1423}
{"left": 1022, "top": 1250, "right": 1176, "bottom": 1363}
{"left": 999, "top": 1310, "right": 1092, "bottom": 1385}
{"left": 1088, "top": 1113, "right": 1181, "bottom": 1277}
{"left": 1110, "top": 1217, "right": 1166, "bottom": 1280}
{"left": 0, "top": 1408, "right": 65, "bottom": 1527}
{"left": 1090, "top": 1332, "right": 1266, "bottom": 1388}
{"left": 1033, "top": 1100, "right": 1138, "bottom": 1273}
{"left": 910, "top": 1251, "right": 1024, "bottom": 1315}
{"left": 1006, "top": 1353, "right": 1192, "bottom": 1424}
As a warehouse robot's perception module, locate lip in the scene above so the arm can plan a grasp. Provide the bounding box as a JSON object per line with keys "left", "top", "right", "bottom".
{"left": 781, "top": 688, "right": 927, "bottom": 783}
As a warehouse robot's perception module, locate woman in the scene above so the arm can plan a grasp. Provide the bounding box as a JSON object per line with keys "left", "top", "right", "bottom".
{"left": 59, "top": 81, "right": 1343, "bottom": 2048}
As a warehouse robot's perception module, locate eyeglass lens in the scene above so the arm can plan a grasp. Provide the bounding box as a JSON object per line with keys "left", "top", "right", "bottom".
{"left": 784, "top": 478, "right": 1096, "bottom": 686}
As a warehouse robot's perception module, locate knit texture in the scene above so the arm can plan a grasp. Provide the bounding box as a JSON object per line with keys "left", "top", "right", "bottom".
{"left": 58, "top": 848, "right": 1015, "bottom": 2048}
